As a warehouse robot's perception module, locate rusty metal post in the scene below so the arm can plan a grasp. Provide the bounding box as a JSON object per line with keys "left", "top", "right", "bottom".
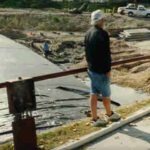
{"left": 6, "top": 78, "right": 37, "bottom": 150}
{"left": 12, "top": 117, "right": 37, "bottom": 150}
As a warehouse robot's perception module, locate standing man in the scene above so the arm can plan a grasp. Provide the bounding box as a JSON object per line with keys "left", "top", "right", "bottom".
{"left": 84, "top": 10, "right": 120, "bottom": 127}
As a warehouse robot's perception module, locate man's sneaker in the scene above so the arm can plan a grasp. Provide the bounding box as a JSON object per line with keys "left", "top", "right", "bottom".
{"left": 91, "top": 116, "right": 109, "bottom": 127}
{"left": 84, "top": 110, "right": 91, "bottom": 117}
{"left": 107, "top": 111, "right": 121, "bottom": 122}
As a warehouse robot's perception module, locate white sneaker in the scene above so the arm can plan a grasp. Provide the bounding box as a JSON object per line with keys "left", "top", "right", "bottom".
{"left": 92, "top": 116, "right": 109, "bottom": 127}
{"left": 108, "top": 111, "right": 121, "bottom": 122}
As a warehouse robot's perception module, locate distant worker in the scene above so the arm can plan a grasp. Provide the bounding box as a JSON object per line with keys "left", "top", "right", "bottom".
{"left": 84, "top": 10, "right": 121, "bottom": 127}
{"left": 43, "top": 41, "right": 50, "bottom": 58}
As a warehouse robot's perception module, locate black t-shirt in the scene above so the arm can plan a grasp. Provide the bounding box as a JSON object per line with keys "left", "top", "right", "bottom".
{"left": 84, "top": 26, "right": 111, "bottom": 74}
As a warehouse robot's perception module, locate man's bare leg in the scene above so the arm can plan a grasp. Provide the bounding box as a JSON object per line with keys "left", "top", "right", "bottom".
{"left": 90, "top": 94, "right": 98, "bottom": 120}
{"left": 102, "top": 97, "right": 112, "bottom": 116}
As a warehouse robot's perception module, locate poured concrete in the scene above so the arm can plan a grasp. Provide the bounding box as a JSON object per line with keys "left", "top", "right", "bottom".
{"left": 0, "top": 34, "right": 149, "bottom": 144}
{"left": 85, "top": 115, "right": 150, "bottom": 150}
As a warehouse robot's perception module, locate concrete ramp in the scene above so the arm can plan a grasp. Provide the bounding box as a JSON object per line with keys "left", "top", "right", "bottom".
{"left": 0, "top": 34, "right": 93, "bottom": 141}
{"left": 119, "top": 28, "right": 150, "bottom": 41}
{"left": 0, "top": 34, "right": 149, "bottom": 143}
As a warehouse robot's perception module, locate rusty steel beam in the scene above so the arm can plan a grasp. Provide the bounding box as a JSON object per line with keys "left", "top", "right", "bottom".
{"left": 0, "top": 55, "right": 150, "bottom": 89}
{"left": 33, "top": 67, "right": 87, "bottom": 82}
{"left": 33, "top": 55, "right": 150, "bottom": 82}
{"left": 0, "top": 82, "right": 9, "bottom": 89}
{"left": 111, "top": 55, "right": 150, "bottom": 66}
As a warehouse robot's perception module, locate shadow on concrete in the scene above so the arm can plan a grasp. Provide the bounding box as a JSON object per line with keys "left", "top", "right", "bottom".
{"left": 77, "top": 116, "right": 150, "bottom": 150}
{"left": 120, "top": 125, "right": 150, "bottom": 144}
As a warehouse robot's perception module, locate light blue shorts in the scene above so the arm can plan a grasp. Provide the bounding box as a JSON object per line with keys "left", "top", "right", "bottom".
{"left": 88, "top": 70, "right": 111, "bottom": 97}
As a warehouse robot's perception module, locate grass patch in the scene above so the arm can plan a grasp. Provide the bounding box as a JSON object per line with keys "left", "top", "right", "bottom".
{"left": 116, "top": 99, "right": 150, "bottom": 118}
{"left": 37, "top": 119, "right": 99, "bottom": 149}
{"left": 0, "top": 14, "right": 90, "bottom": 32}
{"left": 0, "top": 99, "right": 150, "bottom": 150}
{"left": 0, "top": 13, "right": 149, "bottom": 32}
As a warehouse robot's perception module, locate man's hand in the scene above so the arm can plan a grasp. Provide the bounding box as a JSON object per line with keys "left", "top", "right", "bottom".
{"left": 106, "top": 71, "right": 111, "bottom": 78}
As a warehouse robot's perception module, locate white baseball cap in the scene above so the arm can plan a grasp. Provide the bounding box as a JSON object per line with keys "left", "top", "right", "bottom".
{"left": 91, "top": 10, "right": 105, "bottom": 25}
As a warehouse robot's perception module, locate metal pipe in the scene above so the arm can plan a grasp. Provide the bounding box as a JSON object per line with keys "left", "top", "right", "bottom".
{"left": 0, "top": 55, "right": 150, "bottom": 89}
{"left": 33, "top": 55, "right": 150, "bottom": 82}
{"left": 0, "top": 82, "right": 9, "bottom": 89}
{"left": 111, "top": 55, "right": 150, "bottom": 66}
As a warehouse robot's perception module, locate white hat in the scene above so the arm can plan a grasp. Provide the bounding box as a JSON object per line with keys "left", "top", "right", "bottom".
{"left": 91, "top": 10, "right": 105, "bottom": 25}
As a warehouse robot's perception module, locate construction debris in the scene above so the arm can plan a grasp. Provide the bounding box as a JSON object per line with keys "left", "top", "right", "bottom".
{"left": 119, "top": 28, "right": 150, "bottom": 41}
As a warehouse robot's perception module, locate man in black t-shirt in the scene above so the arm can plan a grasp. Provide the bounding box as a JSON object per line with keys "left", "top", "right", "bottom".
{"left": 85, "top": 10, "right": 121, "bottom": 127}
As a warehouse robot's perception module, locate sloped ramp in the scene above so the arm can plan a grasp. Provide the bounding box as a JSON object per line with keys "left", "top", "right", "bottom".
{"left": 0, "top": 35, "right": 109, "bottom": 143}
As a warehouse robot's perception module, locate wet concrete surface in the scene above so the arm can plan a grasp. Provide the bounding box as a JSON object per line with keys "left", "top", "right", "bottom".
{"left": 0, "top": 35, "right": 106, "bottom": 143}
{"left": 0, "top": 35, "right": 149, "bottom": 143}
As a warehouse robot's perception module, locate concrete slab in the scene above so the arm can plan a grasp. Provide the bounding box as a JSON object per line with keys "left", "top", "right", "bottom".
{"left": 84, "top": 115, "right": 150, "bottom": 150}
{"left": 124, "top": 28, "right": 150, "bottom": 34}
{"left": 0, "top": 34, "right": 149, "bottom": 144}
{"left": 53, "top": 106, "right": 150, "bottom": 150}
{"left": 120, "top": 28, "right": 150, "bottom": 41}
{"left": 0, "top": 34, "right": 92, "bottom": 143}
{"left": 1, "top": 35, "right": 119, "bottom": 144}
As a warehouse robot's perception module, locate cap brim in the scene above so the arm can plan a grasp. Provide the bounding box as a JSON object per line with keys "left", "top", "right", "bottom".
{"left": 91, "top": 16, "right": 105, "bottom": 25}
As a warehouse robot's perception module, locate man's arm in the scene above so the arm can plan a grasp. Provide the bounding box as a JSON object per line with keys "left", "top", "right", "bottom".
{"left": 104, "top": 31, "right": 112, "bottom": 76}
